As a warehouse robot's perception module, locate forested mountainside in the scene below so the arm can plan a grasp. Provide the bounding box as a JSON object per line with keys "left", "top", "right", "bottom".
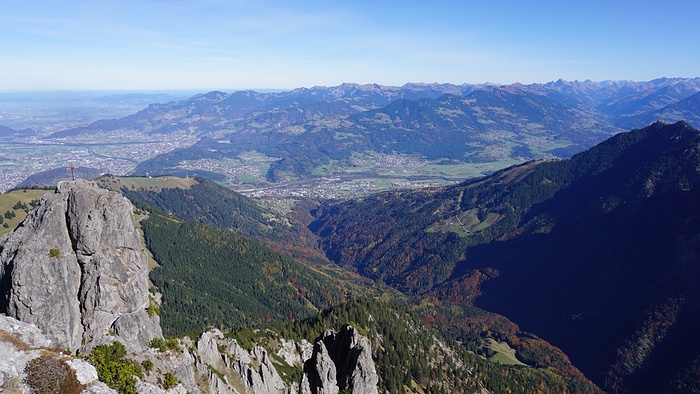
{"left": 637, "top": 91, "right": 700, "bottom": 129}
{"left": 105, "top": 177, "right": 395, "bottom": 336}
{"left": 311, "top": 121, "right": 700, "bottom": 393}
{"left": 112, "top": 184, "right": 599, "bottom": 392}
{"left": 35, "top": 79, "right": 700, "bottom": 184}
{"left": 0, "top": 179, "right": 601, "bottom": 393}
{"left": 141, "top": 211, "right": 357, "bottom": 337}
{"left": 103, "top": 175, "right": 327, "bottom": 265}
{"left": 116, "top": 176, "right": 284, "bottom": 238}
{"left": 86, "top": 168, "right": 600, "bottom": 392}
{"left": 274, "top": 298, "right": 600, "bottom": 393}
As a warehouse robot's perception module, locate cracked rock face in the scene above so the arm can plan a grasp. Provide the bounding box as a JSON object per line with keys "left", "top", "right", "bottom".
{"left": 0, "top": 179, "right": 162, "bottom": 354}
{"left": 300, "top": 326, "right": 378, "bottom": 394}
{"left": 194, "top": 329, "right": 291, "bottom": 394}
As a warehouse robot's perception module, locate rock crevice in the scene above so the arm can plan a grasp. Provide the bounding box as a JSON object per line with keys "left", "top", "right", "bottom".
{"left": 300, "top": 326, "right": 378, "bottom": 394}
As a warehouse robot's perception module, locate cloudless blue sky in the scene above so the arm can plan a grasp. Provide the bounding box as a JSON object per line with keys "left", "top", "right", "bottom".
{"left": 1, "top": 0, "right": 698, "bottom": 90}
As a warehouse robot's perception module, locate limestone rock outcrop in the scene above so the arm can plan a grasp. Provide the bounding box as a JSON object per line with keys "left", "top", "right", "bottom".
{"left": 300, "top": 326, "right": 378, "bottom": 394}
{"left": 192, "top": 329, "right": 294, "bottom": 394}
{"left": 0, "top": 179, "right": 162, "bottom": 354}
{"left": 152, "top": 329, "right": 319, "bottom": 394}
{"left": 277, "top": 337, "right": 313, "bottom": 368}
{"left": 172, "top": 326, "right": 377, "bottom": 394}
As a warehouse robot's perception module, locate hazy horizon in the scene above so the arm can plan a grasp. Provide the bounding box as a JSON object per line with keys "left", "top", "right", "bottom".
{"left": 2, "top": 1, "right": 698, "bottom": 91}
{"left": 1, "top": 76, "right": 697, "bottom": 97}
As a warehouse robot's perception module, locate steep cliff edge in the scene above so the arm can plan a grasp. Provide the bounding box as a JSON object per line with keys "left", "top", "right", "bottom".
{"left": 0, "top": 179, "right": 162, "bottom": 354}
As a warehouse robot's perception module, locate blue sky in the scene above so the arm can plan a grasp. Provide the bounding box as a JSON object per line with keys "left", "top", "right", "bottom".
{"left": 1, "top": 0, "right": 698, "bottom": 90}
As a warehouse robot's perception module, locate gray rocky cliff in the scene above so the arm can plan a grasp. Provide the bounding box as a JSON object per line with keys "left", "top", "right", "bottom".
{"left": 0, "top": 179, "right": 162, "bottom": 354}
{"left": 191, "top": 329, "right": 295, "bottom": 394}
{"left": 300, "top": 326, "right": 378, "bottom": 394}
{"left": 156, "top": 327, "right": 375, "bottom": 394}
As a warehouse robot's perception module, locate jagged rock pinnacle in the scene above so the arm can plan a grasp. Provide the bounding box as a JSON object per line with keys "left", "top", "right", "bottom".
{"left": 0, "top": 179, "right": 162, "bottom": 354}
{"left": 300, "top": 325, "right": 379, "bottom": 394}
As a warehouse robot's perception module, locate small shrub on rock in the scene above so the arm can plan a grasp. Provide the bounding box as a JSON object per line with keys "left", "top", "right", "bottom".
{"left": 25, "top": 353, "right": 85, "bottom": 394}
{"left": 87, "top": 341, "right": 143, "bottom": 394}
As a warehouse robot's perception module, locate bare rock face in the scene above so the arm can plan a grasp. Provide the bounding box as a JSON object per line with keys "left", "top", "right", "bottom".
{"left": 159, "top": 328, "right": 375, "bottom": 394}
{"left": 193, "top": 329, "right": 292, "bottom": 394}
{"left": 277, "top": 338, "right": 313, "bottom": 369}
{"left": 0, "top": 179, "right": 162, "bottom": 354}
{"left": 300, "top": 326, "right": 378, "bottom": 394}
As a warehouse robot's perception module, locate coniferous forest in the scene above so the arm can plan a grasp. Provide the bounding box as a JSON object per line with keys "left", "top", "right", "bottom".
{"left": 141, "top": 212, "right": 346, "bottom": 336}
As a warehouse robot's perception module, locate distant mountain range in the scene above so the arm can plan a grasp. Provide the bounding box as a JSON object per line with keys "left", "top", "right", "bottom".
{"left": 0, "top": 125, "right": 35, "bottom": 137}
{"left": 40, "top": 78, "right": 700, "bottom": 183}
{"left": 310, "top": 121, "right": 700, "bottom": 393}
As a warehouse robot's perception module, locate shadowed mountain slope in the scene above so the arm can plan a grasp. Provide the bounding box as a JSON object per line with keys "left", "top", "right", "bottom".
{"left": 311, "top": 121, "right": 700, "bottom": 392}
